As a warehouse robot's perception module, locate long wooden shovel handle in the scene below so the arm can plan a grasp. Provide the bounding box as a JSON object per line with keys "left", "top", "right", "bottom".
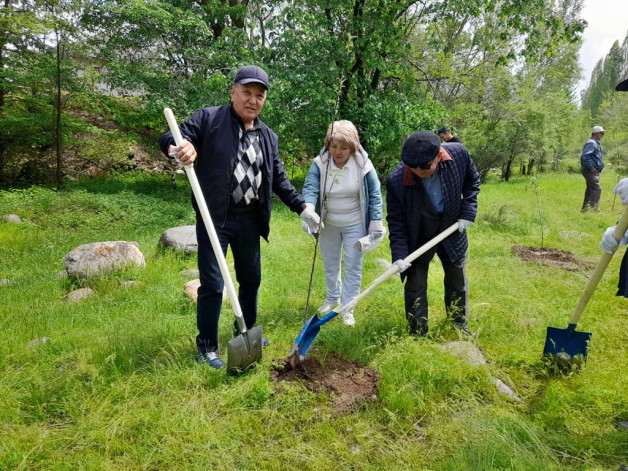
{"left": 338, "top": 222, "right": 460, "bottom": 315}
{"left": 570, "top": 205, "right": 628, "bottom": 325}
{"left": 164, "top": 108, "right": 248, "bottom": 334}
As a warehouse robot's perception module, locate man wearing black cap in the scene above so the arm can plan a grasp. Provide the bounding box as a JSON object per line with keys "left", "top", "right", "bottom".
{"left": 159, "top": 65, "right": 320, "bottom": 368}
{"left": 386, "top": 131, "right": 480, "bottom": 336}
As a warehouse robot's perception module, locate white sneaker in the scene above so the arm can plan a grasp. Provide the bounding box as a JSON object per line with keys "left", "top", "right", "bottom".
{"left": 341, "top": 309, "right": 356, "bottom": 327}
{"left": 317, "top": 301, "right": 339, "bottom": 313}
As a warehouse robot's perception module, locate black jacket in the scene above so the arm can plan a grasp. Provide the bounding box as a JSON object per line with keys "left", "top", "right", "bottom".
{"left": 159, "top": 104, "right": 304, "bottom": 240}
{"left": 386, "top": 142, "right": 480, "bottom": 264}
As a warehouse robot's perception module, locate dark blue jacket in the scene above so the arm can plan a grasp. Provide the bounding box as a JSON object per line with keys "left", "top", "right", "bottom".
{"left": 386, "top": 142, "right": 480, "bottom": 264}
{"left": 619, "top": 251, "right": 628, "bottom": 298}
{"left": 159, "top": 104, "right": 305, "bottom": 240}
{"left": 580, "top": 138, "right": 604, "bottom": 172}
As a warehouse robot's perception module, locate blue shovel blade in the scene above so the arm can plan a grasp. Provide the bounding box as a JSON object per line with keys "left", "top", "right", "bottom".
{"left": 291, "top": 310, "right": 339, "bottom": 361}
{"left": 543, "top": 324, "right": 592, "bottom": 359}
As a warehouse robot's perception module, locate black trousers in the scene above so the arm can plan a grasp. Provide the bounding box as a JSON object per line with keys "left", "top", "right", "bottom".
{"left": 582, "top": 169, "right": 601, "bottom": 211}
{"left": 195, "top": 207, "right": 261, "bottom": 353}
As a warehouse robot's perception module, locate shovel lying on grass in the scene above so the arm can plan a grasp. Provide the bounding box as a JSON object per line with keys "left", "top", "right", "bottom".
{"left": 544, "top": 205, "right": 628, "bottom": 365}
{"left": 288, "top": 222, "right": 461, "bottom": 367}
{"left": 164, "top": 108, "right": 263, "bottom": 372}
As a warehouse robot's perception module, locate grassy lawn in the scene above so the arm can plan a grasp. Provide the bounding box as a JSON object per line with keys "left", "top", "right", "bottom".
{"left": 0, "top": 171, "right": 627, "bottom": 470}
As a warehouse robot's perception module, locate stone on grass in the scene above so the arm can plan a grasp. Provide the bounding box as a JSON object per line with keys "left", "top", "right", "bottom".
{"left": 3, "top": 214, "right": 22, "bottom": 223}
{"left": 180, "top": 269, "right": 199, "bottom": 278}
{"left": 56, "top": 270, "right": 68, "bottom": 280}
{"left": 0, "top": 279, "right": 10, "bottom": 287}
{"left": 122, "top": 280, "right": 141, "bottom": 289}
{"left": 65, "top": 287, "right": 95, "bottom": 303}
{"left": 27, "top": 337, "right": 50, "bottom": 348}
{"left": 184, "top": 279, "right": 229, "bottom": 304}
{"left": 440, "top": 341, "right": 520, "bottom": 401}
{"left": 158, "top": 225, "right": 197, "bottom": 253}
{"left": 559, "top": 230, "right": 592, "bottom": 239}
{"left": 440, "top": 341, "right": 487, "bottom": 366}
{"left": 64, "top": 241, "right": 145, "bottom": 279}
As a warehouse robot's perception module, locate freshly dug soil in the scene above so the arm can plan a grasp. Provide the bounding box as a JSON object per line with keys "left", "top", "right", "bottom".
{"left": 512, "top": 246, "right": 582, "bottom": 271}
{"left": 271, "top": 353, "right": 378, "bottom": 413}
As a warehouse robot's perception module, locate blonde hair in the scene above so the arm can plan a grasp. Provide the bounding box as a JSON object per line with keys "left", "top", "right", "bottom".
{"left": 324, "top": 120, "right": 362, "bottom": 154}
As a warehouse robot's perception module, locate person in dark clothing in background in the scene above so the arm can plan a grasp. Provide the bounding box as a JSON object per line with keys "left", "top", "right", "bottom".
{"left": 159, "top": 65, "right": 320, "bottom": 369}
{"left": 580, "top": 125, "right": 605, "bottom": 211}
{"left": 386, "top": 131, "right": 480, "bottom": 336}
{"left": 437, "top": 127, "right": 461, "bottom": 144}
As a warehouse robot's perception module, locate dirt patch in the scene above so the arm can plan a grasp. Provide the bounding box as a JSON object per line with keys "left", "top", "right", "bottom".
{"left": 512, "top": 246, "right": 582, "bottom": 271}
{"left": 271, "top": 353, "right": 378, "bottom": 414}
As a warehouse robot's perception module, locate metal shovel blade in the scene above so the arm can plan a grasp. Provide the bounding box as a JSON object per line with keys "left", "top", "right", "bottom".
{"left": 227, "top": 325, "right": 263, "bottom": 372}
{"left": 543, "top": 323, "right": 592, "bottom": 361}
{"left": 288, "top": 311, "right": 339, "bottom": 366}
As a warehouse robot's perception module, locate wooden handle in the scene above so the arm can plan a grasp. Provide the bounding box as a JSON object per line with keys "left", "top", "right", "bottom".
{"left": 338, "top": 222, "right": 460, "bottom": 315}
{"left": 164, "top": 108, "right": 247, "bottom": 333}
{"left": 570, "top": 205, "right": 628, "bottom": 325}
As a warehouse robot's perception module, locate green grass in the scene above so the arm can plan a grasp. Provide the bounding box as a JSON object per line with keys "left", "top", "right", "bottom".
{"left": 0, "top": 171, "right": 627, "bottom": 470}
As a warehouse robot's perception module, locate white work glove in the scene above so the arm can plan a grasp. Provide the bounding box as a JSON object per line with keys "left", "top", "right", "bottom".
{"left": 458, "top": 219, "right": 473, "bottom": 232}
{"left": 300, "top": 203, "right": 322, "bottom": 234}
{"left": 393, "top": 259, "right": 411, "bottom": 274}
{"left": 168, "top": 145, "right": 182, "bottom": 165}
{"left": 600, "top": 225, "right": 628, "bottom": 254}
{"left": 613, "top": 178, "right": 628, "bottom": 205}
{"left": 301, "top": 220, "right": 315, "bottom": 238}
{"left": 355, "top": 221, "right": 387, "bottom": 253}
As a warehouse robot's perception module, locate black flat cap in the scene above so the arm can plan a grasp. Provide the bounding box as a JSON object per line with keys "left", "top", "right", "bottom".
{"left": 234, "top": 65, "right": 269, "bottom": 90}
{"left": 616, "top": 78, "right": 628, "bottom": 92}
{"left": 401, "top": 131, "right": 441, "bottom": 168}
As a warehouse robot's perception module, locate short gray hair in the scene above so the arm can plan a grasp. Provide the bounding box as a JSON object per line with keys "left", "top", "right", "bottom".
{"left": 324, "top": 120, "right": 362, "bottom": 153}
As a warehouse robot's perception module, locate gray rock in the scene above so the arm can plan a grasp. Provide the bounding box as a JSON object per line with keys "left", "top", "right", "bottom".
{"left": 64, "top": 241, "right": 146, "bottom": 280}
{"left": 159, "top": 225, "right": 197, "bottom": 253}
{"left": 3, "top": 214, "right": 22, "bottom": 223}
{"left": 65, "top": 287, "right": 95, "bottom": 303}
{"left": 180, "top": 269, "right": 200, "bottom": 278}
{"left": 490, "top": 378, "right": 520, "bottom": 401}
{"left": 184, "top": 279, "right": 229, "bottom": 304}
{"left": 440, "top": 341, "right": 487, "bottom": 366}
{"left": 559, "top": 230, "right": 592, "bottom": 239}
{"left": 616, "top": 421, "right": 628, "bottom": 430}
{"left": 0, "top": 279, "right": 10, "bottom": 287}
{"left": 56, "top": 270, "right": 68, "bottom": 280}
{"left": 27, "top": 336, "right": 50, "bottom": 348}
{"left": 122, "top": 280, "right": 141, "bottom": 289}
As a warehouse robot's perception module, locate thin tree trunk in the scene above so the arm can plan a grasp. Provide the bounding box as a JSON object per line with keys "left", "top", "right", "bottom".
{"left": 55, "top": 33, "right": 62, "bottom": 187}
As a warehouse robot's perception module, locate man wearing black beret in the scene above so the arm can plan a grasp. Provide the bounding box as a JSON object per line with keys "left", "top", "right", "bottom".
{"left": 386, "top": 131, "right": 480, "bottom": 336}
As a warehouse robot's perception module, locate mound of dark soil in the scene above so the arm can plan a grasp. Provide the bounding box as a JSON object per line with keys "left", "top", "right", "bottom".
{"left": 512, "top": 246, "right": 582, "bottom": 271}
{"left": 271, "top": 353, "right": 378, "bottom": 413}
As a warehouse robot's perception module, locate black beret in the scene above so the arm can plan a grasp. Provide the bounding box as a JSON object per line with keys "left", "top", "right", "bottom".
{"left": 401, "top": 131, "right": 441, "bottom": 168}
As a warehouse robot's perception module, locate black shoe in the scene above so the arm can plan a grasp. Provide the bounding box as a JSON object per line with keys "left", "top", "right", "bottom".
{"left": 453, "top": 321, "right": 474, "bottom": 336}
{"left": 197, "top": 349, "right": 225, "bottom": 369}
{"left": 409, "top": 324, "right": 428, "bottom": 337}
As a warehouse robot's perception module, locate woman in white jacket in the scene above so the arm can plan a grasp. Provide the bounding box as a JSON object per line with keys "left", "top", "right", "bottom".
{"left": 301, "top": 120, "right": 385, "bottom": 326}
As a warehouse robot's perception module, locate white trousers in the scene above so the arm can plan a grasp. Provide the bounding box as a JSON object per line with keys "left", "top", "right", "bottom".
{"left": 319, "top": 222, "right": 366, "bottom": 307}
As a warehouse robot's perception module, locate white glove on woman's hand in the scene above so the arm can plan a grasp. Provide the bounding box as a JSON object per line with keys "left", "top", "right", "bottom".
{"left": 393, "top": 259, "right": 411, "bottom": 274}
{"left": 613, "top": 178, "right": 628, "bottom": 205}
{"left": 458, "top": 219, "right": 473, "bottom": 232}
{"left": 368, "top": 220, "right": 386, "bottom": 242}
{"left": 299, "top": 203, "right": 322, "bottom": 234}
{"left": 301, "top": 220, "right": 315, "bottom": 237}
{"left": 600, "top": 225, "right": 628, "bottom": 254}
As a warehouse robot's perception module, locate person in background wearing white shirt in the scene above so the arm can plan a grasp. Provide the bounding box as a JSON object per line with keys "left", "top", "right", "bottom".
{"left": 301, "top": 120, "right": 385, "bottom": 326}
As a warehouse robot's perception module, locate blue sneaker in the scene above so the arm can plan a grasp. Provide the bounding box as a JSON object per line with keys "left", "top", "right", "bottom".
{"left": 197, "top": 350, "right": 225, "bottom": 369}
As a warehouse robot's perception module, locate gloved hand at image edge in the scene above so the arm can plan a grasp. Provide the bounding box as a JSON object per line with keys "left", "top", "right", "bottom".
{"left": 168, "top": 145, "right": 182, "bottom": 165}
{"left": 393, "top": 259, "right": 411, "bottom": 274}
{"left": 301, "top": 220, "right": 315, "bottom": 238}
{"left": 355, "top": 220, "right": 387, "bottom": 253}
{"left": 457, "top": 219, "right": 473, "bottom": 232}
{"left": 600, "top": 225, "right": 628, "bottom": 254}
{"left": 613, "top": 178, "right": 628, "bottom": 205}
{"left": 300, "top": 203, "right": 322, "bottom": 234}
